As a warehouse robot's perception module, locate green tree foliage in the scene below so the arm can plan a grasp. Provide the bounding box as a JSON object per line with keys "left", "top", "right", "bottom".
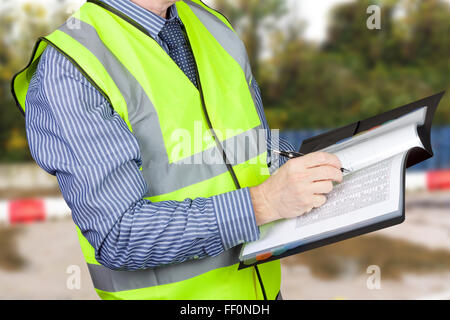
{"left": 0, "top": 0, "right": 68, "bottom": 161}
{"left": 0, "top": 0, "right": 449, "bottom": 162}
{"left": 0, "top": 0, "right": 70, "bottom": 162}
{"left": 258, "top": 0, "right": 450, "bottom": 128}
{"left": 213, "top": 0, "right": 288, "bottom": 79}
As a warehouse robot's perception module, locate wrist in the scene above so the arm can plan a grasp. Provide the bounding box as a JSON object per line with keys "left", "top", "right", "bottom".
{"left": 250, "top": 184, "right": 279, "bottom": 226}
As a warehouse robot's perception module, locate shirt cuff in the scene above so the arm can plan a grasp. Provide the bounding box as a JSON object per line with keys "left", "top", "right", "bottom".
{"left": 212, "top": 187, "right": 260, "bottom": 250}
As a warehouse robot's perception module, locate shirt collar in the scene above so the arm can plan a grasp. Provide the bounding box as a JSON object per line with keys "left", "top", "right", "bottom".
{"left": 100, "top": 0, "right": 180, "bottom": 39}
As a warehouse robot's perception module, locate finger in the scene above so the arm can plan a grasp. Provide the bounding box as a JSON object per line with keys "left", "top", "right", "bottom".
{"left": 307, "top": 166, "right": 343, "bottom": 183}
{"left": 310, "top": 180, "right": 334, "bottom": 194}
{"left": 304, "top": 206, "right": 314, "bottom": 214}
{"left": 311, "top": 195, "right": 327, "bottom": 208}
{"left": 297, "top": 152, "right": 342, "bottom": 170}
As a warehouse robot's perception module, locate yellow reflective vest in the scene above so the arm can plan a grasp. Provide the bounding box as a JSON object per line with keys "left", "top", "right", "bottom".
{"left": 12, "top": 0, "right": 281, "bottom": 300}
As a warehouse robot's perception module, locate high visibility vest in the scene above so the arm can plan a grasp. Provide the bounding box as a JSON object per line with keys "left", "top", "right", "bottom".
{"left": 12, "top": 0, "right": 281, "bottom": 300}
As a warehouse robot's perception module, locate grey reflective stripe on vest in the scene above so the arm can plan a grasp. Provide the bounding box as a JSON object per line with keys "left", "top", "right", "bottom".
{"left": 88, "top": 245, "right": 241, "bottom": 292}
{"left": 58, "top": 19, "right": 266, "bottom": 197}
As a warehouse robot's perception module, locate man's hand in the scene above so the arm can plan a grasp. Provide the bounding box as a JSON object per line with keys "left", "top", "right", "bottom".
{"left": 250, "top": 152, "right": 343, "bottom": 226}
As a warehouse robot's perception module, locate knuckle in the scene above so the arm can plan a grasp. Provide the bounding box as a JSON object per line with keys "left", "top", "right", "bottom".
{"left": 325, "top": 166, "right": 334, "bottom": 175}
{"left": 321, "top": 152, "right": 342, "bottom": 168}
{"left": 328, "top": 167, "right": 342, "bottom": 181}
{"left": 327, "top": 152, "right": 337, "bottom": 161}
{"left": 331, "top": 167, "right": 342, "bottom": 181}
{"left": 299, "top": 170, "right": 311, "bottom": 181}
{"left": 324, "top": 166, "right": 336, "bottom": 179}
{"left": 315, "top": 152, "right": 327, "bottom": 163}
{"left": 287, "top": 159, "right": 301, "bottom": 173}
{"left": 292, "top": 170, "right": 310, "bottom": 183}
{"left": 315, "top": 181, "right": 331, "bottom": 193}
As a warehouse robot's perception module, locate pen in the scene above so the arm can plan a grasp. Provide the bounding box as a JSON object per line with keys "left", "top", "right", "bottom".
{"left": 271, "top": 149, "right": 350, "bottom": 173}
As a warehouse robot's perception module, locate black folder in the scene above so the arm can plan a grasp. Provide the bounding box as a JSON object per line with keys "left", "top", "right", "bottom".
{"left": 239, "top": 91, "right": 445, "bottom": 270}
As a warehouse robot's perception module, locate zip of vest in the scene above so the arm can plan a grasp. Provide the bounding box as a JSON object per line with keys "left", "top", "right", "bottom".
{"left": 11, "top": 0, "right": 281, "bottom": 299}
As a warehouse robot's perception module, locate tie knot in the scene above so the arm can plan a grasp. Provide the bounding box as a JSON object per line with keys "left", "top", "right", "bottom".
{"left": 158, "top": 19, "right": 187, "bottom": 50}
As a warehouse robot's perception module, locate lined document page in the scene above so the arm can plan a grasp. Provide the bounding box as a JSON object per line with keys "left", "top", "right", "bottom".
{"left": 242, "top": 154, "right": 405, "bottom": 258}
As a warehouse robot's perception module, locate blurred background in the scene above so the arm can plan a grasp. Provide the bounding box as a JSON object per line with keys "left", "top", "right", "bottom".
{"left": 0, "top": 0, "right": 449, "bottom": 299}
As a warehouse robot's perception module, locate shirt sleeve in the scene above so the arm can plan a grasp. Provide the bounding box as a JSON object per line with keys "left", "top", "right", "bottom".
{"left": 25, "top": 46, "right": 259, "bottom": 270}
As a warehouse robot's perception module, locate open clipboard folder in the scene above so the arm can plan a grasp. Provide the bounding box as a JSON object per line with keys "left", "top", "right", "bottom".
{"left": 238, "top": 91, "right": 445, "bottom": 269}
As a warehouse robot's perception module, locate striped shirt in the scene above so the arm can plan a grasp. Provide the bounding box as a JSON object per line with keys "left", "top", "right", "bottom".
{"left": 25, "top": 0, "right": 294, "bottom": 270}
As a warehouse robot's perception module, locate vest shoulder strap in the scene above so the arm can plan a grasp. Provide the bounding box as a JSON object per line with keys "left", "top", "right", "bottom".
{"left": 185, "top": 0, "right": 235, "bottom": 31}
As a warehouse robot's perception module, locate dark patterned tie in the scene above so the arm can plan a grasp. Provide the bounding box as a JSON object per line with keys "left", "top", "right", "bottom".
{"left": 159, "top": 19, "right": 199, "bottom": 89}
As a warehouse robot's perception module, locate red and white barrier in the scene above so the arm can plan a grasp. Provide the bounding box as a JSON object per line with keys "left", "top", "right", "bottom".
{"left": 0, "top": 170, "right": 449, "bottom": 226}
{"left": 0, "top": 198, "right": 71, "bottom": 226}
{"left": 405, "top": 170, "right": 450, "bottom": 192}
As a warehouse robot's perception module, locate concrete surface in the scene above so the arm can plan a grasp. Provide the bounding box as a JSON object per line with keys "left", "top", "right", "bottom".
{"left": 0, "top": 191, "right": 449, "bottom": 300}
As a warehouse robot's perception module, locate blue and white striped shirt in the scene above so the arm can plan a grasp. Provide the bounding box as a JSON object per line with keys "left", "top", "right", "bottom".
{"left": 25, "top": 0, "right": 294, "bottom": 270}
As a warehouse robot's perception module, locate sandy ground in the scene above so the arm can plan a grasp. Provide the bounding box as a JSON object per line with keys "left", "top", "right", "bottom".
{"left": 0, "top": 191, "right": 449, "bottom": 300}
{"left": 0, "top": 219, "right": 97, "bottom": 300}
{"left": 281, "top": 191, "right": 450, "bottom": 300}
{"left": 281, "top": 265, "right": 450, "bottom": 300}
